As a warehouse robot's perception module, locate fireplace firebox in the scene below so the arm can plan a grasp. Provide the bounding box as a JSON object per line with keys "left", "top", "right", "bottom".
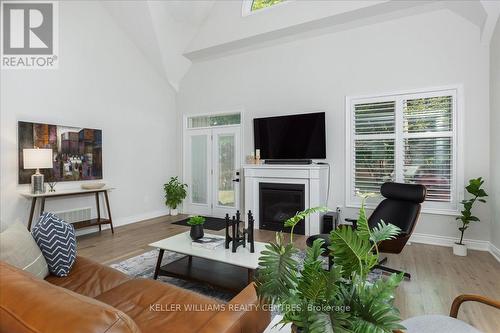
{"left": 259, "top": 182, "right": 305, "bottom": 235}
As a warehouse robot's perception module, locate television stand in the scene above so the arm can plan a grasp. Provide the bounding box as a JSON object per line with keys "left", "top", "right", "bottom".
{"left": 264, "top": 159, "right": 312, "bottom": 165}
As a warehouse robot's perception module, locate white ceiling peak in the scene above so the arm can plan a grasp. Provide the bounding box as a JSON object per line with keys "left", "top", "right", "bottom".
{"left": 480, "top": 0, "right": 500, "bottom": 45}
{"left": 101, "top": 0, "right": 214, "bottom": 91}
{"left": 101, "top": 1, "right": 167, "bottom": 81}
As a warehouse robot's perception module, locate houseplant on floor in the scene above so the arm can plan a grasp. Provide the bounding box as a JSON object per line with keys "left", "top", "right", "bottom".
{"left": 163, "top": 176, "right": 188, "bottom": 216}
{"left": 255, "top": 201, "right": 405, "bottom": 333}
{"left": 188, "top": 215, "right": 205, "bottom": 240}
{"left": 454, "top": 177, "right": 488, "bottom": 256}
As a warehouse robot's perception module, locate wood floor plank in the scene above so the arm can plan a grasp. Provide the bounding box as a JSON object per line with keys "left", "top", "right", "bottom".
{"left": 77, "top": 215, "right": 500, "bottom": 332}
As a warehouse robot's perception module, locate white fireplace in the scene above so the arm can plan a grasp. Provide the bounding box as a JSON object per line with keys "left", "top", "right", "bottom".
{"left": 242, "top": 164, "right": 329, "bottom": 236}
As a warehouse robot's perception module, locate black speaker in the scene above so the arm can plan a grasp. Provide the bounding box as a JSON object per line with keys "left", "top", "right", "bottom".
{"left": 322, "top": 211, "right": 339, "bottom": 233}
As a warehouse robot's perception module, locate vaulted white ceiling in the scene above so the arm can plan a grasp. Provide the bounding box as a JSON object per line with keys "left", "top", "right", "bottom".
{"left": 102, "top": 0, "right": 215, "bottom": 91}
{"left": 101, "top": 0, "right": 500, "bottom": 91}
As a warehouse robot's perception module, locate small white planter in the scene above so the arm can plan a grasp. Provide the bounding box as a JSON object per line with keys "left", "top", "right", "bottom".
{"left": 453, "top": 243, "right": 467, "bottom": 256}
{"left": 170, "top": 208, "right": 178, "bottom": 216}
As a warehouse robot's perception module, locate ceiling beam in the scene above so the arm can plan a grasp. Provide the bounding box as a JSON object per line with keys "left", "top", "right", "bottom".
{"left": 184, "top": 0, "right": 488, "bottom": 62}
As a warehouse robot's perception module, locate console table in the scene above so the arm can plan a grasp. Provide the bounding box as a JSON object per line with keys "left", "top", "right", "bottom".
{"left": 20, "top": 186, "right": 115, "bottom": 233}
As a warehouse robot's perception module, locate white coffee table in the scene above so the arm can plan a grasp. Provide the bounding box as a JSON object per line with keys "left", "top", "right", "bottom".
{"left": 149, "top": 231, "right": 267, "bottom": 292}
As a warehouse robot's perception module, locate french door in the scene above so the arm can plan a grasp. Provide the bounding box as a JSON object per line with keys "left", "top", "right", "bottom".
{"left": 184, "top": 126, "right": 241, "bottom": 217}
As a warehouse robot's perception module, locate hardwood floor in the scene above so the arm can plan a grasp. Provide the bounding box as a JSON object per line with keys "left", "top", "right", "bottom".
{"left": 77, "top": 214, "right": 500, "bottom": 333}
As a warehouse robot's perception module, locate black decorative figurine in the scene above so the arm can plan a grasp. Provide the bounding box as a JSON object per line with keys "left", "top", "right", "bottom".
{"left": 225, "top": 210, "right": 255, "bottom": 253}
{"left": 247, "top": 210, "right": 255, "bottom": 253}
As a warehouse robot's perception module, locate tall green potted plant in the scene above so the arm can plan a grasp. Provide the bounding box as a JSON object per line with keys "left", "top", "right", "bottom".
{"left": 255, "top": 200, "right": 405, "bottom": 333}
{"left": 163, "top": 176, "right": 188, "bottom": 216}
{"left": 454, "top": 177, "right": 488, "bottom": 256}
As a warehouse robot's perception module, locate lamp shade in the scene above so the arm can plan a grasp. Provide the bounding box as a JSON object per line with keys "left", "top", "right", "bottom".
{"left": 23, "top": 149, "right": 53, "bottom": 169}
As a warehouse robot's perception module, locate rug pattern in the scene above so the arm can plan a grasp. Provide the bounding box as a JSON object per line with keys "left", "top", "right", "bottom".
{"left": 110, "top": 249, "right": 384, "bottom": 303}
{"left": 110, "top": 249, "right": 236, "bottom": 301}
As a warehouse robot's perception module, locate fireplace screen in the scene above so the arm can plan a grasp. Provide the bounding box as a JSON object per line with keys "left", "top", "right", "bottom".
{"left": 259, "top": 182, "right": 305, "bottom": 235}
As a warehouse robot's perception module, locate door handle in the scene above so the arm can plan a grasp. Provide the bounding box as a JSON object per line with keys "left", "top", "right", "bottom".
{"left": 232, "top": 178, "right": 240, "bottom": 182}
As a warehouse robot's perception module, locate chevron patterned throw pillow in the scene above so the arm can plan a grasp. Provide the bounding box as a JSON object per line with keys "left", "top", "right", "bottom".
{"left": 31, "top": 212, "right": 77, "bottom": 277}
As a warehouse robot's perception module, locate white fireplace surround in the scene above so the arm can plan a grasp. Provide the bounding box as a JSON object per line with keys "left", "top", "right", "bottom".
{"left": 243, "top": 164, "right": 329, "bottom": 236}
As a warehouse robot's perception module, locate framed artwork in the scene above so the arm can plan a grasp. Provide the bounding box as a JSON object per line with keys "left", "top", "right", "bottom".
{"left": 18, "top": 121, "right": 103, "bottom": 184}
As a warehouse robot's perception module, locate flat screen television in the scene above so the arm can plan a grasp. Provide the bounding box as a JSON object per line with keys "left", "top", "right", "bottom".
{"left": 254, "top": 112, "right": 326, "bottom": 160}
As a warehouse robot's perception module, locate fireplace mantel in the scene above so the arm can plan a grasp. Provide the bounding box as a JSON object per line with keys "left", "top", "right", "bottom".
{"left": 242, "top": 164, "right": 329, "bottom": 236}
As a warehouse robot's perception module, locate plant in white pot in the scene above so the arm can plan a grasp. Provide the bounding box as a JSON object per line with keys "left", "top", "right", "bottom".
{"left": 454, "top": 177, "right": 488, "bottom": 256}
{"left": 163, "top": 176, "right": 187, "bottom": 216}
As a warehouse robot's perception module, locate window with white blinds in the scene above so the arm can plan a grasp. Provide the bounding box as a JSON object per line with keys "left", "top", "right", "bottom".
{"left": 346, "top": 88, "right": 461, "bottom": 214}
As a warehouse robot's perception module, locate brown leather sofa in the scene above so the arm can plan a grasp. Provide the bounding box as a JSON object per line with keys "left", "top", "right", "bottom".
{"left": 0, "top": 256, "right": 271, "bottom": 333}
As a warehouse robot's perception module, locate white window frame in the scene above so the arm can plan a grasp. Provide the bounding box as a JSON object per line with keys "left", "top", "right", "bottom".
{"left": 185, "top": 112, "right": 242, "bottom": 129}
{"left": 345, "top": 85, "right": 464, "bottom": 216}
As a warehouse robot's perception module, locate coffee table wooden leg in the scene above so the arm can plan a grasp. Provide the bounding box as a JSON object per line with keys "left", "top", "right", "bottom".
{"left": 154, "top": 249, "right": 165, "bottom": 280}
{"left": 248, "top": 269, "right": 254, "bottom": 283}
{"left": 188, "top": 255, "right": 192, "bottom": 264}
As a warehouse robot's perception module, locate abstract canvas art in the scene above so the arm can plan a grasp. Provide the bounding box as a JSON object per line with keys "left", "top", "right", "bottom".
{"left": 18, "top": 121, "right": 102, "bottom": 184}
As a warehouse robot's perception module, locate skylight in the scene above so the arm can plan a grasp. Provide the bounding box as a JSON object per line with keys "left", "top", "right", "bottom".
{"left": 242, "top": 0, "right": 286, "bottom": 16}
{"left": 251, "top": 0, "right": 285, "bottom": 11}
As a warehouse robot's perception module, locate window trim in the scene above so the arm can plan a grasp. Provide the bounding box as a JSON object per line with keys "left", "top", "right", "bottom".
{"left": 185, "top": 111, "right": 242, "bottom": 130}
{"left": 241, "top": 0, "right": 290, "bottom": 17}
{"left": 345, "top": 85, "right": 464, "bottom": 216}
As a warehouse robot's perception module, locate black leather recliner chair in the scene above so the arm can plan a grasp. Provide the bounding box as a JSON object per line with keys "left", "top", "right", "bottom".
{"left": 307, "top": 182, "right": 427, "bottom": 279}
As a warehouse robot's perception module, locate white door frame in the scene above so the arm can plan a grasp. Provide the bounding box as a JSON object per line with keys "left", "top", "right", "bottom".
{"left": 182, "top": 112, "right": 244, "bottom": 217}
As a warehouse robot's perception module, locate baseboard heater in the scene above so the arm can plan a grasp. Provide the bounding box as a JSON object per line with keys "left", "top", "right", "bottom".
{"left": 264, "top": 159, "right": 312, "bottom": 165}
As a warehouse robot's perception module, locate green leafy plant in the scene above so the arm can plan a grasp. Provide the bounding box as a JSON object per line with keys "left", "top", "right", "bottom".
{"left": 187, "top": 215, "right": 205, "bottom": 226}
{"left": 255, "top": 198, "right": 404, "bottom": 333}
{"left": 456, "top": 177, "right": 488, "bottom": 245}
{"left": 163, "top": 176, "right": 187, "bottom": 209}
{"left": 284, "top": 207, "right": 328, "bottom": 243}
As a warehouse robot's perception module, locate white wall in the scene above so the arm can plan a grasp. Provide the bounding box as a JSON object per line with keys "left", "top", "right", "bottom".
{"left": 0, "top": 1, "right": 178, "bottom": 231}
{"left": 490, "top": 19, "right": 500, "bottom": 251}
{"left": 178, "top": 10, "right": 492, "bottom": 243}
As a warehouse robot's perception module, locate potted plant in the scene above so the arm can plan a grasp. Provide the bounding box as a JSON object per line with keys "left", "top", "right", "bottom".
{"left": 187, "top": 215, "right": 205, "bottom": 240}
{"left": 454, "top": 177, "right": 488, "bottom": 256}
{"left": 255, "top": 201, "right": 405, "bottom": 333}
{"left": 163, "top": 176, "right": 187, "bottom": 216}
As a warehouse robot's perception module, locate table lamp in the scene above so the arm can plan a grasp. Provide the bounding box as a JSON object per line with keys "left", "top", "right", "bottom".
{"left": 23, "top": 148, "right": 53, "bottom": 194}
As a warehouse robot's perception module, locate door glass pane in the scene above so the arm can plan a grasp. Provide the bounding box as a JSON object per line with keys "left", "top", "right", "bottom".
{"left": 218, "top": 134, "right": 235, "bottom": 207}
{"left": 191, "top": 135, "right": 207, "bottom": 204}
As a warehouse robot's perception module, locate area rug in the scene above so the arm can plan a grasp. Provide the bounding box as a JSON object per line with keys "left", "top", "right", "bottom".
{"left": 110, "top": 249, "right": 383, "bottom": 303}
{"left": 172, "top": 216, "right": 227, "bottom": 231}
{"left": 110, "top": 249, "right": 236, "bottom": 302}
